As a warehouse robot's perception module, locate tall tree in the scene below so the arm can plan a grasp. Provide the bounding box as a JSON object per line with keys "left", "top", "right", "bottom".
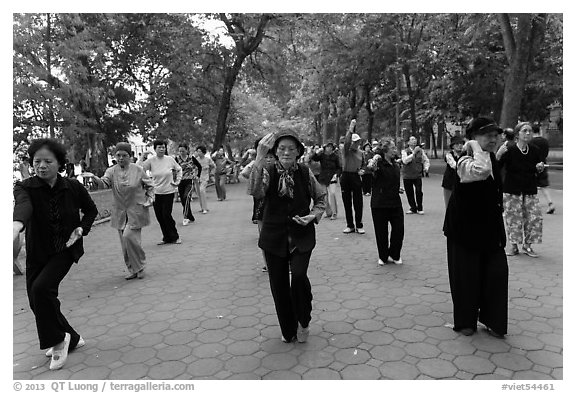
{"left": 498, "top": 13, "right": 547, "bottom": 128}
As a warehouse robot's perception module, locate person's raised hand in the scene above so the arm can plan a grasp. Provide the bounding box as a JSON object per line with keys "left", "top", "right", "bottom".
{"left": 292, "top": 215, "right": 315, "bottom": 226}
{"left": 66, "top": 227, "right": 83, "bottom": 248}
{"left": 257, "top": 133, "right": 275, "bottom": 160}
{"left": 349, "top": 119, "right": 356, "bottom": 132}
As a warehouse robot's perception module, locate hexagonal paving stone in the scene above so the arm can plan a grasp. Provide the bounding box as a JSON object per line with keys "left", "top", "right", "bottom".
{"left": 491, "top": 353, "right": 533, "bottom": 371}
{"left": 225, "top": 355, "right": 261, "bottom": 373}
{"left": 263, "top": 370, "right": 301, "bottom": 379}
{"left": 192, "top": 343, "right": 226, "bottom": 358}
{"left": 379, "top": 360, "right": 420, "bottom": 379}
{"left": 298, "top": 350, "right": 334, "bottom": 368}
{"left": 454, "top": 355, "right": 496, "bottom": 374}
{"left": 438, "top": 340, "right": 476, "bottom": 356}
{"left": 187, "top": 358, "right": 224, "bottom": 377}
{"left": 69, "top": 366, "right": 110, "bottom": 380}
{"left": 130, "top": 333, "right": 163, "bottom": 348}
{"left": 196, "top": 330, "right": 228, "bottom": 344}
{"left": 340, "top": 364, "right": 381, "bottom": 379}
{"left": 227, "top": 340, "right": 260, "bottom": 356}
{"left": 120, "top": 347, "right": 156, "bottom": 364}
{"left": 157, "top": 345, "right": 192, "bottom": 361}
{"left": 353, "top": 319, "right": 384, "bottom": 332}
{"left": 334, "top": 348, "right": 371, "bottom": 365}
{"left": 329, "top": 334, "right": 362, "bottom": 349}
{"left": 84, "top": 350, "right": 122, "bottom": 367}
{"left": 513, "top": 370, "right": 554, "bottom": 379}
{"left": 323, "top": 321, "right": 354, "bottom": 334}
{"left": 148, "top": 361, "right": 186, "bottom": 379}
{"left": 362, "top": 331, "right": 395, "bottom": 346}
{"left": 108, "top": 364, "right": 149, "bottom": 380}
{"left": 417, "top": 358, "right": 458, "bottom": 378}
{"left": 393, "top": 329, "right": 427, "bottom": 343}
{"left": 404, "top": 342, "right": 441, "bottom": 359}
{"left": 471, "top": 336, "right": 511, "bottom": 353}
{"left": 526, "top": 350, "right": 563, "bottom": 368}
{"left": 261, "top": 353, "right": 298, "bottom": 370}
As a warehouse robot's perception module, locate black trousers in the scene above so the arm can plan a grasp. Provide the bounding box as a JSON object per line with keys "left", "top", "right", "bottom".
{"left": 177, "top": 179, "right": 195, "bottom": 221}
{"left": 371, "top": 207, "right": 404, "bottom": 261}
{"left": 26, "top": 250, "right": 81, "bottom": 350}
{"left": 153, "top": 193, "right": 179, "bottom": 243}
{"left": 446, "top": 239, "right": 508, "bottom": 335}
{"left": 340, "top": 172, "right": 363, "bottom": 229}
{"left": 361, "top": 173, "right": 373, "bottom": 194}
{"left": 403, "top": 178, "right": 423, "bottom": 212}
{"left": 264, "top": 249, "right": 313, "bottom": 340}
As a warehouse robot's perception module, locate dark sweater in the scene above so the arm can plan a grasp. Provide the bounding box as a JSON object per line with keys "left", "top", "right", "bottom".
{"left": 499, "top": 144, "right": 541, "bottom": 195}
{"left": 311, "top": 151, "right": 342, "bottom": 186}
{"left": 370, "top": 157, "right": 402, "bottom": 208}
{"left": 13, "top": 175, "right": 98, "bottom": 264}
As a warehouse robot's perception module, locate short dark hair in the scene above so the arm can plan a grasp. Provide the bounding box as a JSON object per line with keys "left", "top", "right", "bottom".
{"left": 178, "top": 143, "right": 189, "bottom": 150}
{"left": 196, "top": 145, "right": 207, "bottom": 154}
{"left": 153, "top": 139, "right": 167, "bottom": 149}
{"left": 28, "top": 138, "right": 67, "bottom": 171}
{"left": 503, "top": 128, "right": 515, "bottom": 141}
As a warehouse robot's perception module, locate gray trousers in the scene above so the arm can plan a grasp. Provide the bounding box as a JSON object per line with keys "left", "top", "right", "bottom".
{"left": 118, "top": 226, "right": 146, "bottom": 274}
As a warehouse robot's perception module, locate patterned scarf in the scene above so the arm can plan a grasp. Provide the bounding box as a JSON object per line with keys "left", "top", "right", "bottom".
{"left": 276, "top": 161, "right": 298, "bottom": 199}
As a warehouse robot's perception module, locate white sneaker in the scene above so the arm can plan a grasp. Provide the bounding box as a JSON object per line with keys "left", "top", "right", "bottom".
{"left": 182, "top": 219, "right": 190, "bottom": 226}
{"left": 297, "top": 324, "right": 310, "bottom": 343}
{"left": 391, "top": 258, "right": 403, "bottom": 265}
{"left": 47, "top": 336, "right": 84, "bottom": 357}
{"left": 49, "top": 333, "right": 71, "bottom": 370}
{"left": 377, "top": 259, "right": 385, "bottom": 267}
{"left": 343, "top": 227, "right": 354, "bottom": 234}
{"left": 202, "top": 210, "right": 208, "bottom": 214}
{"left": 356, "top": 228, "right": 366, "bottom": 234}
{"left": 417, "top": 210, "right": 424, "bottom": 215}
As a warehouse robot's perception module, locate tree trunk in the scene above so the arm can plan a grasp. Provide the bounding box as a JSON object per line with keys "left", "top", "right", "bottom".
{"left": 45, "top": 13, "right": 55, "bottom": 138}
{"left": 364, "top": 84, "right": 374, "bottom": 142}
{"left": 498, "top": 13, "right": 547, "bottom": 128}
{"left": 402, "top": 64, "right": 418, "bottom": 138}
{"left": 214, "top": 57, "right": 245, "bottom": 149}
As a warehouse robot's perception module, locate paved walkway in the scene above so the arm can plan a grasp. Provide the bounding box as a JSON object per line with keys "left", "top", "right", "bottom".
{"left": 13, "top": 174, "right": 563, "bottom": 380}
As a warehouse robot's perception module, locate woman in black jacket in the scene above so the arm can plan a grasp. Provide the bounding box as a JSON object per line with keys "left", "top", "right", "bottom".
{"left": 248, "top": 130, "right": 326, "bottom": 344}
{"left": 443, "top": 117, "right": 508, "bottom": 338}
{"left": 13, "top": 139, "right": 98, "bottom": 370}
{"left": 368, "top": 139, "right": 404, "bottom": 266}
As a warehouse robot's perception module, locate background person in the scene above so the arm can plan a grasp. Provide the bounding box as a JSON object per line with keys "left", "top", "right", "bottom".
{"left": 310, "top": 142, "right": 342, "bottom": 220}
{"left": 496, "top": 122, "right": 545, "bottom": 258}
{"left": 341, "top": 119, "right": 365, "bottom": 234}
{"left": 142, "top": 139, "right": 182, "bottom": 245}
{"left": 248, "top": 130, "right": 326, "bottom": 344}
{"left": 175, "top": 144, "right": 202, "bottom": 225}
{"left": 401, "top": 136, "right": 430, "bottom": 215}
{"left": 13, "top": 138, "right": 98, "bottom": 370}
{"left": 368, "top": 139, "right": 404, "bottom": 266}
{"left": 529, "top": 124, "right": 555, "bottom": 214}
{"left": 92, "top": 142, "right": 155, "bottom": 279}
{"left": 360, "top": 142, "right": 374, "bottom": 196}
{"left": 211, "top": 146, "right": 234, "bottom": 201}
{"left": 443, "top": 117, "right": 508, "bottom": 338}
{"left": 441, "top": 135, "right": 464, "bottom": 208}
{"left": 194, "top": 146, "right": 215, "bottom": 214}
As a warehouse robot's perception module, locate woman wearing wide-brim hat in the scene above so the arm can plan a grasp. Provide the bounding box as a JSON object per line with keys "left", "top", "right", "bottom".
{"left": 441, "top": 135, "right": 465, "bottom": 208}
{"left": 248, "top": 129, "right": 326, "bottom": 343}
{"left": 443, "top": 117, "right": 508, "bottom": 338}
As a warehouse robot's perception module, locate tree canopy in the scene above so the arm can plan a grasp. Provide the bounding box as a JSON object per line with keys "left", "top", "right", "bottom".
{"left": 13, "top": 13, "right": 563, "bottom": 174}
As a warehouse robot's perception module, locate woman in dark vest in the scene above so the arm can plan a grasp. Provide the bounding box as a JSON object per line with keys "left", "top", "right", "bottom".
{"left": 13, "top": 139, "right": 98, "bottom": 370}
{"left": 248, "top": 130, "right": 326, "bottom": 344}
{"left": 443, "top": 117, "right": 508, "bottom": 338}
{"left": 441, "top": 135, "right": 464, "bottom": 208}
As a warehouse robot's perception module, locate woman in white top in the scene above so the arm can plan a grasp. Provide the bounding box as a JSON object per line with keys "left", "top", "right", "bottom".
{"left": 194, "top": 146, "right": 215, "bottom": 214}
{"left": 142, "top": 140, "right": 183, "bottom": 245}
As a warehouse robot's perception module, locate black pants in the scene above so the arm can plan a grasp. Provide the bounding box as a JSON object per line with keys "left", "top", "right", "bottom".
{"left": 340, "top": 172, "right": 363, "bottom": 229}
{"left": 371, "top": 207, "right": 404, "bottom": 261}
{"left": 177, "top": 179, "right": 195, "bottom": 221}
{"left": 264, "top": 249, "right": 313, "bottom": 340}
{"left": 446, "top": 239, "right": 508, "bottom": 335}
{"left": 26, "top": 250, "right": 81, "bottom": 350}
{"left": 403, "top": 178, "right": 423, "bottom": 212}
{"left": 153, "top": 193, "right": 179, "bottom": 243}
{"left": 361, "top": 173, "right": 373, "bottom": 194}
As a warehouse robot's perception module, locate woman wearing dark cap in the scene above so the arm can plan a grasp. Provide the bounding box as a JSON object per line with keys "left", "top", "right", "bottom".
{"left": 248, "top": 130, "right": 326, "bottom": 343}
{"left": 13, "top": 138, "right": 98, "bottom": 370}
{"left": 360, "top": 142, "right": 374, "bottom": 196}
{"left": 93, "top": 142, "right": 155, "bottom": 279}
{"left": 441, "top": 135, "right": 464, "bottom": 208}
{"left": 496, "top": 122, "right": 545, "bottom": 258}
{"left": 368, "top": 138, "right": 404, "bottom": 266}
{"left": 443, "top": 117, "right": 508, "bottom": 338}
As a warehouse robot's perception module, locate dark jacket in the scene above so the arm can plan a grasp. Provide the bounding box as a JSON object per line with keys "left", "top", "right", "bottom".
{"left": 259, "top": 164, "right": 315, "bottom": 257}
{"left": 13, "top": 175, "right": 98, "bottom": 264}
{"left": 311, "top": 151, "right": 342, "bottom": 186}
{"left": 499, "top": 144, "right": 541, "bottom": 195}
{"left": 443, "top": 153, "right": 506, "bottom": 252}
{"left": 441, "top": 151, "right": 460, "bottom": 190}
{"left": 370, "top": 156, "right": 402, "bottom": 209}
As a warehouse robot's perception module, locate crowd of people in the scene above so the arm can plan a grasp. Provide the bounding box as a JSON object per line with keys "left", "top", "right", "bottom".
{"left": 12, "top": 116, "right": 557, "bottom": 370}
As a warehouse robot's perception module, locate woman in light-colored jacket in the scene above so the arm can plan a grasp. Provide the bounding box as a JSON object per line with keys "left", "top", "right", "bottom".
{"left": 94, "top": 142, "right": 155, "bottom": 279}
